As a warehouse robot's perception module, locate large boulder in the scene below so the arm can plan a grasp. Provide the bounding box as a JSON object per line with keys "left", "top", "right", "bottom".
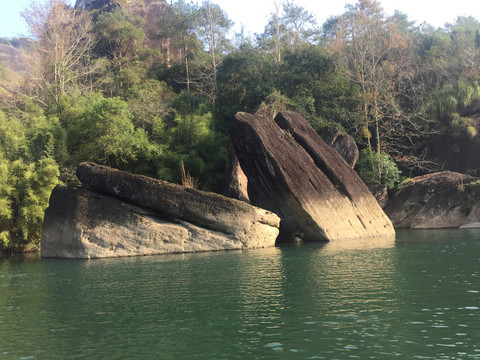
{"left": 321, "top": 130, "right": 359, "bottom": 168}
{"left": 385, "top": 171, "right": 480, "bottom": 229}
{"left": 76, "top": 162, "right": 280, "bottom": 245}
{"left": 41, "top": 185, "right": 278, "bottom": 259}
{"left": 41, "top": 163, "right": 281, "bottom": 258}
{"left": 230, "top": 111, "right": 395, "bottom": 241}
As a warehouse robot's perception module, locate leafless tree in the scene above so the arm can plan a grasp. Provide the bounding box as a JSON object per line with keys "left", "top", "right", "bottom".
{"left": 22, "top": 0, "right": 100, "bottom": 102}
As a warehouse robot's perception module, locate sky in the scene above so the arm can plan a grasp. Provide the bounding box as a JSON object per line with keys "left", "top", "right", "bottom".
{"left": 1, "top": 0, "right": 480, "bottom": 38}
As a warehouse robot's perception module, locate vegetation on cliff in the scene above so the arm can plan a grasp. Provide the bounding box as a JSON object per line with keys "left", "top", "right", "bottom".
{"left": 1, "top": 0, "right": 480, "bottom": 251}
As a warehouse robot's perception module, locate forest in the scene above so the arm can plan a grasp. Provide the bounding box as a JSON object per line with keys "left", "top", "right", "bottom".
{"left": 1, "top": 0, "right": 480, "bottom": 252}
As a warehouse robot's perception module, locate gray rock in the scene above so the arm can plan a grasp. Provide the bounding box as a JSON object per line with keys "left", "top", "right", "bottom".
{"left": 223, "top": 141, "right": 250, "bottom": 203}
{"left": 385, "top": 171, "right": 479, "bottom": 229}
{"left": 368, "top": 184, "right": 389, "bottom": 209}
{"left": 460, "top": 204, "right": 480, "bottom": 228}
{"left": 322, "top": 130, "right": 359, "bottom": 168}
{"left": 41, "top": 185, "right": 279, "bottom": 259}
{"left": 76, "top": 162, "right": 280, "bottom": 246}
{"left": 230, "top": 111, "right": 395, "bottom": 242}
{"left": 332, "top": 134, "right": 359, "bottom": 168}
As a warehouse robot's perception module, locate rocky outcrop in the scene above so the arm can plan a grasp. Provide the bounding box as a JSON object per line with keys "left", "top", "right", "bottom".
{"left": 321, "top": 130, "right": 359, "bottom": 168}
{"left": 123, "top": 0, "right": 169, "bottom": 49}
{"left": 75, "top": 163, "right": 280, "bottom": 242}
{"left": 230, "top": 111, "right": 395, "bottom": 242}
{"left": 223, "top": 141, "right": 250, "bottom": 203}
{"left": 41, "top": 164, "right": 280, "bottom": 259}
{"left": 385, "top": 171, "right": 480, "bottom": 229}
{"left": 461, "top": 204, "right": 480, "bottom": 228}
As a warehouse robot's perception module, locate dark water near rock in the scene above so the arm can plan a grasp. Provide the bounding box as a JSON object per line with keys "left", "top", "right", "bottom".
{"left": 1, "top": 229, "right": 480, "bottom": 359}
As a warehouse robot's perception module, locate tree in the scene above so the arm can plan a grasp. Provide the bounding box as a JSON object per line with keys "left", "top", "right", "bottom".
{"left": 326, "top": 0, "right": 447, "bottom": 174}
{"left": 277, "top": 44, "right": 332, "bottom": 118}
{"left": 356, "top": 149, "right": 401, "bottom": 188}
{"left": 0, "top": 106, "right": 60, "bottom": 252}
{"left": 257, "top": 0, "right": 283, "bottom": 64}
{"left": 92, "top": 7, "right": 149, "bottom": 96}
{"left": 64, "top": 93, "right": 159, "bottom": 169}
{"left": 127, "top": 79, "right": 175, "bottom": 137}
{"left": 74, "top": 0, "right": 117, "bottom": 12}
{"left": 257, "top": 0, "right": 319, "bottom": 63}
{"left": 447, "top": 16, "right": 480, "bottom": 80}
{"left": 155, "top": 0, "right": 200, "bottom": 92}
{"left": 0, "top": 59, "right": 5, "bottom": 80}
{"left": 93, "top": 8, "right": 145, "bottom": 72}
{"left": 0, "top": 154, "right": 12, "bottom": 249}
{"left": 281, "top": 0, "right": 319, "bottom": 47}
{"left": 12, "top": 157, "right": 59, "bottom": 249}
{"left": 217, "top": 44, "right": 276, "bottom": 120}
{"left": 22, "top": 0, "right": 99, "bottom": 102}
{"left": 193, "top": 1, "right": 233, "bottom": 125}
{"left": 328, "top": 0, "right": 407, "bottom": 155}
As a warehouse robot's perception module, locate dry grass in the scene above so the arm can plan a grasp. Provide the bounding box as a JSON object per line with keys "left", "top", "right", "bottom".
{"left": 181, "top": 161, "right": 199, "bottom": 189}
{"left": 456, "top": 179, "right": 465, "bottom": 192}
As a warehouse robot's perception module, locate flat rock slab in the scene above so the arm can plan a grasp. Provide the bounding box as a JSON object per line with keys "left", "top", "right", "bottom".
{"left": 76, "top": 162, "right": 280, "bottom": 247}
{"left": 230, "top": 111, "right": 394, "bottom": 241}
{"left": 41, "top": 185, "right": 279, "bottom": 259}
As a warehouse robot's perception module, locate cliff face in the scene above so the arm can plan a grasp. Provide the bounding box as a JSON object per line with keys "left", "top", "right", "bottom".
{"left": 0, "top": 43, "right": 30, "bottom": 96}
{"left": 76, "top": 0, "right": 171, "bottom": 52}
{"left": 122, "top": 0, "right": 169, "bottom": 49}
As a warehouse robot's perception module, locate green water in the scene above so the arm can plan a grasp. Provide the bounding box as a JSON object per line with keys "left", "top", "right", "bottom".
{"left": 1, "top": 230, "right": 480, "bottom": 359}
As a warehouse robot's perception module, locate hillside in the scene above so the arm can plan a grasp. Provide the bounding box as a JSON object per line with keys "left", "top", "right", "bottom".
{"left": 0, "top": 42, "right": 29, "bottom": 95}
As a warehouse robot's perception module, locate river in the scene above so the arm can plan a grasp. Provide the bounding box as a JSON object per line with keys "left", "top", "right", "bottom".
{"left": 1, "top": 229, "right": 480, "bottom": 359}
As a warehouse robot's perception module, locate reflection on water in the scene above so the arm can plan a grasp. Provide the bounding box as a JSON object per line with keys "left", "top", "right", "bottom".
{"left": 322, "top": 234, "right": 396, "bottom": 251}
{"left": 0, "top": 230, "right": 480, "bottom": 359}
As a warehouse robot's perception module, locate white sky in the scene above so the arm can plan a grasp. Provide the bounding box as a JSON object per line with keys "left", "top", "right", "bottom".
{"left": 215, "top": 0, "right": 480, "bottom": 35}
{"left": 1, "top": 0, "right": 480, "bottom": 38}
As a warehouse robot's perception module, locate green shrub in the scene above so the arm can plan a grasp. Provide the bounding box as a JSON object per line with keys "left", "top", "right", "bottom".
{"left": 356, "top": 149, "right": 402, "bottom": 189}
{"left": 466, "top": 126, "right": 478, "bottom": 140}
{"left": 470, "top": 180, "right": 480, "bottom": 199}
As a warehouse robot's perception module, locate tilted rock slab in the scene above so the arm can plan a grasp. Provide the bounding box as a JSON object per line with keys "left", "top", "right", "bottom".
{"left": 42, "top": 185, "right": 279, "bottom": 259}
{"left": 230, "top": 111, "right": 395, "bottom": 241}
{"left": 385, "top": 171, "right": 480, "bottom": 229}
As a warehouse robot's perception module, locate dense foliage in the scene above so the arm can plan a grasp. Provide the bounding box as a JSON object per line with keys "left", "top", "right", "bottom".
{"left": 2, "top": 0, "right": 480, "bottom": 251}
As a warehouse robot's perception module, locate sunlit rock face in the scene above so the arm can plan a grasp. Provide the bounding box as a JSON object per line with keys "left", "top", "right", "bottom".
{"left": 230, "top": 111, "right": 395, "bottom": 242}
{"left": 41, "top": 164, "right": 280, "bottom": 259}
